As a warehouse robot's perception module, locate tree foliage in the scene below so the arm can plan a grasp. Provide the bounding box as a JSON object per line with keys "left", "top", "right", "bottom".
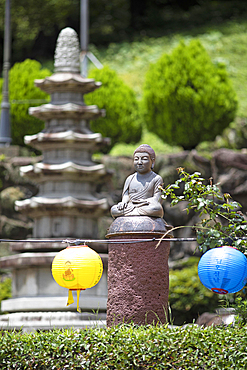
{"left": 85, "top": 66, "right": 142, "bottom": 152}
{"left": 0, "top": 0, "right": 130, "bottom": 67}
{"left": 1, "top": 0, "right": 247, "bottom": 70}
{"left": 0, "top": 59, "right": 51, "bottom": 146}
{"left": 143, "top": 39, "right": 238, "bottom": 150}
{"left": 0, "top": 0, "right": 76, "bottom": 64}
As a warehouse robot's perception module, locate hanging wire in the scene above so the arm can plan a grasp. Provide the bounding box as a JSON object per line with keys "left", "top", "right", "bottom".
{"left": 0, "top": 237, "right": 195, "bottom": 244}
{"left": 0, "top": 237, "right": 246, "bottom": 245}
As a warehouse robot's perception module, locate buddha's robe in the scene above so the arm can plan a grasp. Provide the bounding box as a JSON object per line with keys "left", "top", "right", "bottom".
{"left": 111, "top": 171, "right": 164, "bottom": 218}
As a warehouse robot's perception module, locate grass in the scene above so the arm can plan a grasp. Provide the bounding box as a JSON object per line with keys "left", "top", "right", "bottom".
{"left": 89, "top": 19, "right": 247, "bottom": 119}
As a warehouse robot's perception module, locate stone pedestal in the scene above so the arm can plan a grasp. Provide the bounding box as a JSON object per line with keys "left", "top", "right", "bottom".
{"left": 106, "top": 216, "right": 171, "bottom": 326}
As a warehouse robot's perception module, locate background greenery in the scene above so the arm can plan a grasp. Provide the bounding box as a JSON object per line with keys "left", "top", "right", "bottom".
{"left": 93, "top": 26, "right": 247, "bottom": 120}
{"left": 85, "top": 66, "right": 142, "bottom": 152}
{"left": 0, "top": 59, "right": 51, "bottom": 146}
{"left": 95, "top": 24, "right": 247, "bottom": 154}
{"left": 143, "top": 39, "right": 238, "bottom": 150}
{"left": 2, "top": 27, "right": 247, "bottom": 152}
{"left": 1, "top": 2, "right": 247, "bottom": 152}
{"left": 169, "top": 257, "right": 220, "bottom": 325}
{"left": 1, "top": 0, "right": 247, "bottom": 68}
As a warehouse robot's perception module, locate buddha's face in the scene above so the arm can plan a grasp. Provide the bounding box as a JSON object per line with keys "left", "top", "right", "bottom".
{"left": 133, "top": 152, "right": 153, "bottom": 174}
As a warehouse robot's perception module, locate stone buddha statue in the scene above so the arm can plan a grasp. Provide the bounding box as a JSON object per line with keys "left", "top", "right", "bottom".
{"left": 111, "top": 144, "right": 164, "bottom": 219}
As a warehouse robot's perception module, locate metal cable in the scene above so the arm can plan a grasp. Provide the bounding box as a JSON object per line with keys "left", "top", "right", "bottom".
{"left": 0, "top": 237, "right": 194, "bottom": 244}
{"left": 0, "top": 237, "right": 246, "bottom": 245}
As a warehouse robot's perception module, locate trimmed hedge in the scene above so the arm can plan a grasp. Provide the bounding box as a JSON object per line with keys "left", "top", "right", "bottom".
{"left": 0, "top": 59, "right": 51, "bottom": 147}
{"left": 143, "top": 39, "right": 238, "bottom": 150}
{"left": 85, "top": 66, "right": 142, "bottom": 152}
{"left": 1, "top": 324, "right": 247, "bottom": 369}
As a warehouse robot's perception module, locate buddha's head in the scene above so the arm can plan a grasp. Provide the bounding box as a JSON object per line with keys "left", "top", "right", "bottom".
{"left": 133, "top": 144, "right": 155, "bottom": 174}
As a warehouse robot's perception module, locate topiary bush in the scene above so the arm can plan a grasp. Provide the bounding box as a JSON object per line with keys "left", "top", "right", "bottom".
{"left": 0, "top": 59, "right": 51, "bottom": 146}
{"left": 84, "top": 65, "right": 142, "bottom": 152}
{"left": 143, "top": 39, "right": 238, "bottom": 150}
{"left": 169, "top": 257, "right": 220, "bottom": 325}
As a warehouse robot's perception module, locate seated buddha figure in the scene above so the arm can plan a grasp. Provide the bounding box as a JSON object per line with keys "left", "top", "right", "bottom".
{"left": 111, "top": 144, "right": 164, "bottom": 219}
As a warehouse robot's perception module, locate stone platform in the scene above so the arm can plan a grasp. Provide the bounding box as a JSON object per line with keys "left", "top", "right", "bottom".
{"left": 0, "top": 311, "right": 106, "bottom": 333}
{"left": 106, "top": 216, "right": 171, "bottom": 326}
{"left": 0, "top": 250, "right": 108, "bottom": 313}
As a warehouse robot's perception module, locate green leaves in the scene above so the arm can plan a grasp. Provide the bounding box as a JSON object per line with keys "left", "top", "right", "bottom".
{"left": 169, "top": 257, "right": 220, "bottom": 325}
{"left": 0, "top": 59, "right": 52, "bottom": 147}
{"left": 143, "top": 39, "right": 238, "bottom": 150}
{"left": 85, "top": 65, "right": 142, "bottom": 153}
{"left": 0, "top": 277, "right": 11, "bottom": 312}
{"left": 161, "top": 168, "right": 247, "bottom": 253}
{"left": 1, "top": 325, "right": 247, "bottom": 369}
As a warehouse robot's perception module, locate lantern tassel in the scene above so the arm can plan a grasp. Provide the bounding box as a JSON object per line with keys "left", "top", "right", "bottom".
{"left": 66, "top": 290, "right": 81, "bottom": 313}
{"left": 67, "top": 289, "right": 74, "bottom": 306}
{"left": 77, "top": 290, "right": 81, "bottom": 313}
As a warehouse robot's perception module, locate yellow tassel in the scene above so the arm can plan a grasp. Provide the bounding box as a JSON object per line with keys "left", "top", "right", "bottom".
{"left": 67, "top": 289, "right": 74, "bottom": 306}
{"left": 77, "top": 290, "right": 81, "bottom": 313}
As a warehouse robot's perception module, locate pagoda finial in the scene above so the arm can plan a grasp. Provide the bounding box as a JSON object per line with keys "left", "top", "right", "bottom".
{"left": 54, "top": 27, "right": 80, "bottom": 73}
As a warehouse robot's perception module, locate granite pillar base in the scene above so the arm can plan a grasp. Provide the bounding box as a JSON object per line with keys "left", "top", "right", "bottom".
{"left": 106, "top": 216, "right": 171, "bottom": 326}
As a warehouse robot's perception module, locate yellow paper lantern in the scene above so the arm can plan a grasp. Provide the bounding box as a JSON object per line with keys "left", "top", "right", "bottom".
{"left": 52, "top": 245, "right": 103, "bottom": 312}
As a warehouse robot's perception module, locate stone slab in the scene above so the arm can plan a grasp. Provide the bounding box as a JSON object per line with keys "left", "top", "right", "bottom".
{"left": 1, "top": 295, "right": 107, "bottom": 313}
{"left": 0, "top": 145, "right": 20, "bottom": 157}
{"left": 0, "top": 311, "right": 106, "bottom": 332}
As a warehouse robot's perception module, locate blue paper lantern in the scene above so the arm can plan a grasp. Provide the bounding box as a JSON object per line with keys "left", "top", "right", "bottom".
{"left": 198, "top": 246, "right": 247, "bottom": 294}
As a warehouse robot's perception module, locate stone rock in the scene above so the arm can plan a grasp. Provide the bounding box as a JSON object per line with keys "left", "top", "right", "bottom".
{"left": 196, "top": 311, "right": 235, "bottom": 327}
{"left": 212, "top": 149, "right": 247, "bottom": 212}
{"left": 213, "top": 148, "right": 247, "bottom": 171}
{"left": 0, "top": 215, "right": 32, "bottom": 239}
{"left": 0, "top": 187, "right": 25, "bottom": 216}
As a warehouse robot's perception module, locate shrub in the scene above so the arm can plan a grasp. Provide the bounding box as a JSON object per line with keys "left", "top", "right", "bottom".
{"left": 1, "top": 325, "right": 247, "bottom": 368}
{"left": 85, "top": 66, "right": 142, "bottom": 152}
{"left": 0, "top": 277, "right": 11, "bottom": 311}
{"left": 169, "top": 257, "right": 220, "bottom": 325}
{"left": 0, "top": 59, "right": 51, "bottom": 146}
{"left": 143, "top": 39, "right": 238, "bottom": 150}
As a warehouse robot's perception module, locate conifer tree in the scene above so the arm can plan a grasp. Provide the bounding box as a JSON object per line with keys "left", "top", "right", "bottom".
{"left": 143, "top": 40, "right": 238, "bottom": 149}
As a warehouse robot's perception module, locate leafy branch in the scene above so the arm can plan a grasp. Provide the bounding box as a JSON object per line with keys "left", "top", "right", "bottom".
{"left": 160, "top": 168, "right": 247, "bottom": 253}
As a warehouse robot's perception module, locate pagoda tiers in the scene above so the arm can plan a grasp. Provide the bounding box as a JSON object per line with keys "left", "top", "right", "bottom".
{"left": 0, "top": 28, "right": 109, "bottom": 325}
{"left": 16, "top": 28, "right": 110, "bottom": 239}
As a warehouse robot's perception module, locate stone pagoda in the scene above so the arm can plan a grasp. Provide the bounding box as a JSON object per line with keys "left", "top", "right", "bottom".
{"left": 0, "top": 27, "right": 109, "bottom": 330}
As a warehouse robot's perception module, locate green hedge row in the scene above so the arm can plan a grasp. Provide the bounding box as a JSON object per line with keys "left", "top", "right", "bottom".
{"left": 1, "top": 324, "right": 246, "bottom": 369}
